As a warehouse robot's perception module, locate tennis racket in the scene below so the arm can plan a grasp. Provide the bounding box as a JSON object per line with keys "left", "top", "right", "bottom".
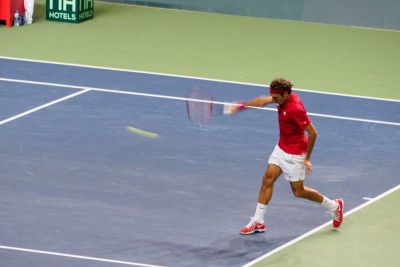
{"left": 186, "top": 87, "right": 241, "bottom": 127}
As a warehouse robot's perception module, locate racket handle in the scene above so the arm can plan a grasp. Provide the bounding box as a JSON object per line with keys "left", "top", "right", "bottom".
{"left": 223, "top": 104, "right": 233, "bottom": 115}
{"left": 223, "top": 101, "right": 246, "bottom": 115}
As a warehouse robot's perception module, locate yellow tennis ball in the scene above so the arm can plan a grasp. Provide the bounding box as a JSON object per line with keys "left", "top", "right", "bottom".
{"left": 126, "top": 126, "right": 158, "bottom": 138}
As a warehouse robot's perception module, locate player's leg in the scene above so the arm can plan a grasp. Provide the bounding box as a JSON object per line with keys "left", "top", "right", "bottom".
{"left": 290, "top": 181, "right": 324, "bottom": 202}
{"left": 281, "top": 150, "right": 344, "bottom": 228}
{"left": 240, "top": 161, "right": 282, "bottom": 235}
{"left": 290, "top": 180, "right": 344, "bottom": 228}
{"left": 258, "top": 163, "right": 282, "bottom": 204}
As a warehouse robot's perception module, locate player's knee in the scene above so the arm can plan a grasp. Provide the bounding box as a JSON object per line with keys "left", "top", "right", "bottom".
{"left": 292, "top": 188, "right": 305, "bottom": 198}
{"left": 261, "top": 173, "right": 274, "bottom": 188}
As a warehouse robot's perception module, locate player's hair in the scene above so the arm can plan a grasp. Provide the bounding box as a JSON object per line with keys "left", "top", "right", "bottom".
{"left": 270, "top": 78, "right": 293, "bottom": 95}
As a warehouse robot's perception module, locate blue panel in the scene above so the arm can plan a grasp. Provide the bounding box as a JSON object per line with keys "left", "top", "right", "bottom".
{"left": 106, "top": 0, "right": 305, "bottom": 19}
{"left": 302, "top": 0, "right": 389, "bottom": 28}
{"left": 104, "top": 0, "right": 400, "bottom": 30}
{"left": 385, "top": 0, "right": 400, "bottom": 30}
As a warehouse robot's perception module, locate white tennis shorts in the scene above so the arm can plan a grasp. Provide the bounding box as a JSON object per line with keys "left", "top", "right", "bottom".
{"left": 268, "top": 145, "right": 306, "bottom": 182}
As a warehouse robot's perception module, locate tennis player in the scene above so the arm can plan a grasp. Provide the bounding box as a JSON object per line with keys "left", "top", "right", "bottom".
{"left": 232, "top": 78, "right": 343, "bottom": 235}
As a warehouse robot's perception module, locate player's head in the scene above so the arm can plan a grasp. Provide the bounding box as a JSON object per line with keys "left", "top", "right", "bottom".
{"left": 269, "top": 78, "right": 293, "bottom": 105}
{"left": 269, "top": 78, "right": 293, "bottom": 96}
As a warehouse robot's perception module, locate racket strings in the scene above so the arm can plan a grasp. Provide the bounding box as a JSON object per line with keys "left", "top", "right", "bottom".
{"left": 186, "top": 88, "right": 214, "bottom": 127}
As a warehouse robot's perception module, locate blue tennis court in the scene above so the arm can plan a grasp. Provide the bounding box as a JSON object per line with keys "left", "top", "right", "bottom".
{"left": 0, "top": 58, "right": 399, "bottom": 267}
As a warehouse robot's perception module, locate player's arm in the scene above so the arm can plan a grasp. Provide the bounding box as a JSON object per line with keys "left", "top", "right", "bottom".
{"left": 230, "top": 95, "right": 274, "bottom": 114}
{"left": 304, "top": 123, "right": 318, "bottom": 174}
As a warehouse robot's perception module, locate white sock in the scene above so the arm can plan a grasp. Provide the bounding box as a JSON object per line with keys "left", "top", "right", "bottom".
{"left": 253, "top": 203, "right": 267, "bottom": 222}
{"left": 321, "top": 196, "right": 338, "bottom": 211}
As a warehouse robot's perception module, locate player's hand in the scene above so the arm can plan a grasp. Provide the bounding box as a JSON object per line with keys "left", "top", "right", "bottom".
{"left": 304, "top": 159, "right": 312, "bottom": 174}
{"left": 229, "top": 105, "right": 240, "bottom": 115}
{"left": 227, "top": 102, "right": 246, "bottom": 115}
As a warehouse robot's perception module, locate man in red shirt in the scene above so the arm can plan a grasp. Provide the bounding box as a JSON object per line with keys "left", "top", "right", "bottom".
{"left": 232, "top": 78, "right": 343, "bottom": 235}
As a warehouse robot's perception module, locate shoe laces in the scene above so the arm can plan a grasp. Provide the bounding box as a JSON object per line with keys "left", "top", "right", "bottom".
{"left": 245, "top": 217, "right": 259, "bottom": 229}
{"left": 328, "top": 207, "right": 340, "bottom": 220}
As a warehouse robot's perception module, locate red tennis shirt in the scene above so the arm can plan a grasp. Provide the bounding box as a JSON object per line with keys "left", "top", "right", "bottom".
{"left": 276, "top": 92, "right": 311, "bottom": 155}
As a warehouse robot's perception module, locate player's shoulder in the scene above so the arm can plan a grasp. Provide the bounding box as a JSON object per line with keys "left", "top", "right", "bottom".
{"left": 291, "top": 92, "right": 302, "bottom": 103}
{"left": 288, "top": 93, "right": 306, "bottom": 111}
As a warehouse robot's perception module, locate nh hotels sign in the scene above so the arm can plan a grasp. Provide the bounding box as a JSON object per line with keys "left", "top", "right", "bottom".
{"left": 46, "top": 0, "right": 94, "bottom": 23}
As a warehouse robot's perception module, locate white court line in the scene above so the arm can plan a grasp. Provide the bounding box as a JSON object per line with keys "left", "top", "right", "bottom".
{"left": 0, "top": 88, "right": 92, "bottom": 126}
{"left": 1, "top": 77, "right": 399, "bottom": 127}
{"left": 242, "top": 184, "right": 400, "bottom": 267}
{"left": 363, "top": 197, "right": 373, "bottom": 201}
{"left": 0, "top": 245, "right": 165, "bottom": 267}
{"left": 306, "top": 111, "right": 400, "bottom": 126}
{"left": 1, "top": 56, "right": 399, "bottom": 103}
